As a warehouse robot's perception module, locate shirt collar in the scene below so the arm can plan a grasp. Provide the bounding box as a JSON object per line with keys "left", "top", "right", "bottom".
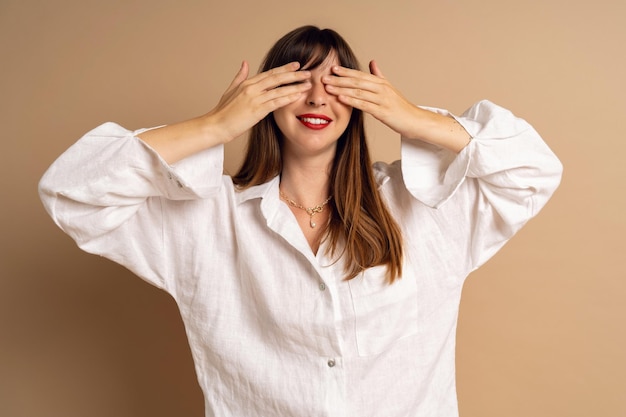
{"left": 234, "top": 175, "right": 280, "bottom": 205}
{"left": 234, "top": 174, "right": 344, "bottom": 267}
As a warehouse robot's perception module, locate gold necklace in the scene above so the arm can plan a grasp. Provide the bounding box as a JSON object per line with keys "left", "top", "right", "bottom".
{"left": 279, "top": 191, "right": 332, "bottom": 228}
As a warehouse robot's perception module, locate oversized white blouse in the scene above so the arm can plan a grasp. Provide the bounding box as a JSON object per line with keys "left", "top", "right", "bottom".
{"left": 39, "top": 100, "right": 563, "bottom": 417}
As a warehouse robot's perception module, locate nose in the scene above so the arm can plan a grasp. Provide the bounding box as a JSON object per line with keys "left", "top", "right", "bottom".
{"left": 306, "top": 79, "right": 329, "bottom": 107}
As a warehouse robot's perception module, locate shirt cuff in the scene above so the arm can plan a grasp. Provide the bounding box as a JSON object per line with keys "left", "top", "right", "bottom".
{"left": 133, "top": 126, "right": 225, "bottom": 200}
{"left": 400, "top": 137, "right": 471, "bottom": 208}
{"left": 400, "top": 99, "right": 533, "bottom": 208}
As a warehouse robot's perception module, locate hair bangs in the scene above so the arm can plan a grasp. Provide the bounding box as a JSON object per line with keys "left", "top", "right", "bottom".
{"left": 261, "top": 26, "right": 360, "bottom": 72}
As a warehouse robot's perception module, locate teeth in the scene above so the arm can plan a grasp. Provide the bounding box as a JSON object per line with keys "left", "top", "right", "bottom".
{"left": 300, "top": 117, "right": 329, "bottom": 125}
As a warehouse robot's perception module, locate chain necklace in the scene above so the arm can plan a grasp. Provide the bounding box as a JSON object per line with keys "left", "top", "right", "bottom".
{"left": 279, "top": 191, "right": 332, "bottom": 228}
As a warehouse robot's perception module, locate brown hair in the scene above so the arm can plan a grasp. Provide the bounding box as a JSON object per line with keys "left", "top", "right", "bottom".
{"left": 233, "top": 25, "right": 403, "bottom": 282}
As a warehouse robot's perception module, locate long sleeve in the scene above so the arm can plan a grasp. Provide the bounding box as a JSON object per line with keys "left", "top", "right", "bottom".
{"left": 38, "top": 122, "right": 225, "bottom": 290}
{"left": 398, "top": 100, "right": 563, "bottom": 272}
{"left": 37, "top": 103, "right": 562, "bottom": 417}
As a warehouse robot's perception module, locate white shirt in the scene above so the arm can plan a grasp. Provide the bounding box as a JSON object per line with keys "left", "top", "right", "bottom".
{"left": 39, "top": 100, "right": 562, "bottom": 417}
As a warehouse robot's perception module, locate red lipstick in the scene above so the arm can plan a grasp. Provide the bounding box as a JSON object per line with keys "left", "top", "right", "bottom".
{"left": 297, "top": 114, "right": 332, "bottom": 130}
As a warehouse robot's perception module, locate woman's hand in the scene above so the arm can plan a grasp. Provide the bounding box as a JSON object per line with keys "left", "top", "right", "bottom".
{"left": 323, "top": 61, "right": 470, "bottom": 152}
{"left": 207, "top": 61, "right": 312, "bottom": 144}
{"left": 139, "top": 61, "right": 311, "bottom": 164}
{"left": 322, "top": 61, "right": 420, "bottom": 138}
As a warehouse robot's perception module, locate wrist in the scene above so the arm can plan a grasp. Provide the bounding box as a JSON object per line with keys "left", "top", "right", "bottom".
{"left": 408, "top": 108, "right": 471, "bottom": 153}
{"left": 200, "top": 112, "right": 231, "bottom": 146}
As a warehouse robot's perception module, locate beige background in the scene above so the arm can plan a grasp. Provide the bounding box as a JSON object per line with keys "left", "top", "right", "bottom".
{"left": 1, "top": 0, "right": 624, "bottom": 416}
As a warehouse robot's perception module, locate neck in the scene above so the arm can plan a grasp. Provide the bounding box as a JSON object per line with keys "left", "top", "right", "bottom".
{"left": 280, "top": 155, "right": 333, "bottom": 207}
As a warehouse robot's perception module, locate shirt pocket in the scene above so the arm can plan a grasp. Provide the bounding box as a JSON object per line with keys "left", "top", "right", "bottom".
{"left": 348, "top": 266, "right": 419, "bottom": 356}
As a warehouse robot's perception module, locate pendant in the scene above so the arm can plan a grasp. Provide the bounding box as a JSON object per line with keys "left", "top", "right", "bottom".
{"left": 310, "top": 218, "right": 316, "bottom": 228}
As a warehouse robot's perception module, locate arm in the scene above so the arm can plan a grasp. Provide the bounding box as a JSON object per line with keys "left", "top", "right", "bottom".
{"left": 40, "top": 60, "right": 314, "bottom": 229}
{"left": 323, "top": 65, "right": 562, "bottom": 270}
{"left": 139, "top": 61, "right": 312, "bottom": 163}
{"left": 401, "top": 100, "right": 563, "bottom": 271}
{"left": 322, "top": 60, "right": 472, "bottom": 153}
{"left": 38, "top": 62, "right": 313, "bottom": 289}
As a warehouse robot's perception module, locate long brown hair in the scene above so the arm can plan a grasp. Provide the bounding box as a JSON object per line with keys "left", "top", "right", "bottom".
{"left": 233, "top": 25, "right": 403, "bottom": 282}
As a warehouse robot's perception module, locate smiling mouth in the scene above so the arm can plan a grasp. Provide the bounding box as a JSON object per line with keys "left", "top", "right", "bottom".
{"left": 297, "top": 114, "right": 332, "bottom": 130}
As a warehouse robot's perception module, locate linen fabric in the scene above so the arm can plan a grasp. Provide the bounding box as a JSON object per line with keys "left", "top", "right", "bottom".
{"left": 39, "top": 100, "right": 563, "bottom": 417}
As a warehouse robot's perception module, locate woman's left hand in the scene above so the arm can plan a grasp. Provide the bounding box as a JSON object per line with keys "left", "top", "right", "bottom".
{"left": 323, "top": 60, "right": 471, "bottom": 152}
{"left": 322, "top": 61, "right": 421, "bottom": 139}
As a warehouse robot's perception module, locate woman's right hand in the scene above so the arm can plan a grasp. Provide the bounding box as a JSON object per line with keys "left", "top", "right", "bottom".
{"left": 206, "top": 61, "right": 312, "bottom": 144}
{"left": 139, "top": 62, "right": 311, "bottom": 164}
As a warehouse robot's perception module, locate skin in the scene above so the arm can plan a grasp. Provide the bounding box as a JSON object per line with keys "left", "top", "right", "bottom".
{"left": 324, "top": 60, "right": 471, "bottom": 153}
{"left": 138, "top": 61, "right": 313, "bottom": 164}
{"left": 138, "top": 56, "right": 471, "bottom": 252}
{"left": 273, "top": 54, "right": 353, "bottom": 166}
{"left": 273, "top": 54, "right": 352, "bottom": 250}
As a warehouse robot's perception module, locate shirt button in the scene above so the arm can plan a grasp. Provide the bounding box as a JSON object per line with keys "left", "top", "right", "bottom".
{"left": 319, "top": 283, "right": 326, "bottom": 291}
{"left": 327, "top": 359, "right": 336, "bottom": 368}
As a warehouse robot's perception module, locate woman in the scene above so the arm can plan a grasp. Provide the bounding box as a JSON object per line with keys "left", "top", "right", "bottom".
{"left": 39, "top": 25, "right": 562, "bottom": 417}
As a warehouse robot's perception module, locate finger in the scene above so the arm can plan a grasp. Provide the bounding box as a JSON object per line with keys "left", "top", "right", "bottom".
{"left": 264, "top": 90, "right": 308, "bottom": 112}
{"left": 247, "top": 63, "right": 310, "bottom": 92}
{"left": 325, "top": 84, "right": 379, "bottom": 105}
{"left": 330, "top": 65, "right": 379, "bottom": 82}
{"left": 258, "top": 69, "right": 312, "bottom": 91}
{"left": 369, "top": 60, "right": 385, "bottom": 78}
{"left": 261, "top": 80, "right": 311, "bottom": 104}
{"left": 226, "top": 61, "right": 249, "bottom": 91}
{"left": 323, "top": 73, "right": 380, "bottom": 94}
{"left": 270, "top": 61, "right": 301, "bottom": 74}
{"left": 324, "top": 67, "right": 382, "bottom": 90}
{"left": 251, "top": 61, "right": 301, "bottom": 84}
{"left": 335, "top": 94, "right": 380, "bottom": 115}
